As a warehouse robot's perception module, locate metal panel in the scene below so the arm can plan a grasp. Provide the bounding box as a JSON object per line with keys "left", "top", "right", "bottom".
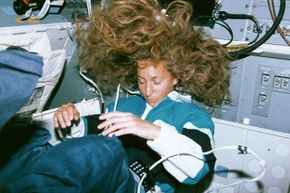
{"left": 214, "top": 55, "right": 290, "bottom": 133}
{"left": 208, "top": 118, "right": 290, "bottom": 193}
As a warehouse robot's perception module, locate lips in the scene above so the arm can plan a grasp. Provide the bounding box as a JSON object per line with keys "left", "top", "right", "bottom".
{"left": 145, "top": 98, "right": 158, "bottom": 106}
{"left": 145, "top": 97, "right": 155, "bottom": 102}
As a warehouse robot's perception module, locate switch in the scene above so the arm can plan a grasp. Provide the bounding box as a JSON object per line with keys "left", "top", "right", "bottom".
{"left": 281, "top": 77, "right": 289, "bottom": 90}
{"left": 258, "top": 94, "right": 267, "bottom": 106}
{"left": 273, "top": 76, "right": 282, "bottom": 88}
{"left": 261, "top": 73, "right": 270, "bottom": 86}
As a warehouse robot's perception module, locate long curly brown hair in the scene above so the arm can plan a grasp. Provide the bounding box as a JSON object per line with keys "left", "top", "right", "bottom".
{"left": 76, "top": 0, "right": 231, "bottom": 107}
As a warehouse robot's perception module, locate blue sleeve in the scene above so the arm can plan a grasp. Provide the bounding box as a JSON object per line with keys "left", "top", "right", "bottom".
{"left": 0, "top": 50, "right": 43, "bottom": 129}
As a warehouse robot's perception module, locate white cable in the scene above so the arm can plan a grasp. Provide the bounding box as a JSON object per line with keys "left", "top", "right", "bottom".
{"left": 31, "top": 0, "right": 51, "bottom": 19}
{"left": 137, "top": 145, "right": 266, "bottom": 193}
{"left": 98, "top": 84, "right": 121, "bottom": 134}
{"left": 121, "top": 86, "right": 140, "bottom": 95}
{"left": 113, "top": 84, "right": 121, "bottom": 111}
{"left": 78, "top": 72, "right": 139, "bottom": 112}
{"left": 18, "top": 8, "right": 32, "bottom": 20}
{"left": 86, "top": 0, "right": 92, "bottom": 18}
{"left": 100, "top": 0, "right": 107, "bottom": 10}
{"left": 17, "top": 0, "right": 50, "bottom": 20}
{"left": 79, "top": 70, "right": 104, "bottom": 105}
{"left": 113, "top": 84, "right": 140, "bottom": 111}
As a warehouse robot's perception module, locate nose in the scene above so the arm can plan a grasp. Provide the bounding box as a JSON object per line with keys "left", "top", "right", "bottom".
{"left": 144, "top": 83, "right": 153, "bottom": 97}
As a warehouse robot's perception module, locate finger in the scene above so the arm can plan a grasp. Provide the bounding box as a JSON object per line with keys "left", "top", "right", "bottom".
{"left": 98, "top": 112, "right": 135, "bottom": 128}
{"left": 54, "top": 110, "right": 67, "bottom": 128}
{"left": 53, "top": 103, "right": 78, "bottom": 128}
{"left": 56, "top": 108, "right": 73, "bottom": 128}
{"left": 63, "top": 108, "right": 74, "bottom": 126}
{"left": 65, "top": 103, "right": 77, "bottom": 120}
{"left": 72, "top": 106, "right": 80, "bottom": 121}
{"left": 97, "top": 115, "right": 132, "bottom": 130}
{"left": 101, "top": 121, "right": 131, "bottom": 135}
{"left": 97, "top": 118, "right": 110, "bottom": 130}
{"left": 53, "top": 114, "right": 60, "bottom": 128}
{"left": 99, "top": 111, "right": 132, "bottom": 120}
{"left": 107, "top": 128, "right": 131, "bottom": 137}
{"left": 54, "top": 107, "right": 66, "bottom": 128}
{"left": 101, "top": 126, "right": 122, "bottom": 136}
{"left": 63, "top": 103, "right": 80, "bottom": 122}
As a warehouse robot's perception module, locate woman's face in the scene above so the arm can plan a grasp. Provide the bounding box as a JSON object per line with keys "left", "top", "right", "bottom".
{"left": 137, "top": 60, "right": 178, "bottom": 107}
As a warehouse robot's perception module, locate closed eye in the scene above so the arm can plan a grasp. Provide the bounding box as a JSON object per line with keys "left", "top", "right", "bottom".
{"left": 138, "top": 79, "right": 145, "bottom": 84}
{"left": 153, "top": 77, "right": 163, "bottom": 85}
{"left": 154, "top": 81, "right": 161, "bottom": 85}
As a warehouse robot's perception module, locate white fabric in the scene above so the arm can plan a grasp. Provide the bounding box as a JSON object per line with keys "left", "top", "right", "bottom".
{"left": 141, "top": 103, "right": 152, "bottom": 120}
{"left": 167, "top": 91, "right": 192, "bottom": 103}
{"left": 17, "top": 49, "right": 66, "bottom": 114}
{"left": 0, "top": 32, "right": 51, "bottom": 55}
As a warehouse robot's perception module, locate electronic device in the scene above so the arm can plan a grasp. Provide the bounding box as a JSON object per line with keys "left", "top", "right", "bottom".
{"left": 54, "top": 114, "right": 102, "bottom": 141}
{"left": 129, "top": 159, "right": 155, "bottom": 193}
{"left": 32, "top": 98, "right": 101, "bottom": 145}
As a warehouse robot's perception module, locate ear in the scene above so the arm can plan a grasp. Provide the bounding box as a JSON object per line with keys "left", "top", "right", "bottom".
{"left": 173, "top": 78, "right": 179, "bottom": 86}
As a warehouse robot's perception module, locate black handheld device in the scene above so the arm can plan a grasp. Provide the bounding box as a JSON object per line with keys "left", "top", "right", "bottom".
{"left": 129, "top": 159, "right": 155, "bottom": 192}
{"left": 55, "top": 114, "right": 102, "bottom": 141}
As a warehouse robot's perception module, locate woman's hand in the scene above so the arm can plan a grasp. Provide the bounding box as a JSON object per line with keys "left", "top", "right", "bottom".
{"left": 53, "top": 103, "right": 80, "bottom": 128}
{"left": 98, "top": 111, "right": 161, "bottom": 140}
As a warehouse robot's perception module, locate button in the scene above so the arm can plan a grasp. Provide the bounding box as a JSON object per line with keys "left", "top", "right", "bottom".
{"left": 273, "top": 76, "right": 282, "bottom": 88}
{"left": 261, "top": 73, "right": 270, "bottom": 86}
{"left": 258, "top": 94, "right": 267, "bottom": 106}
{"left": 281, "top": 77, "right": 289, "bottom": 89}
